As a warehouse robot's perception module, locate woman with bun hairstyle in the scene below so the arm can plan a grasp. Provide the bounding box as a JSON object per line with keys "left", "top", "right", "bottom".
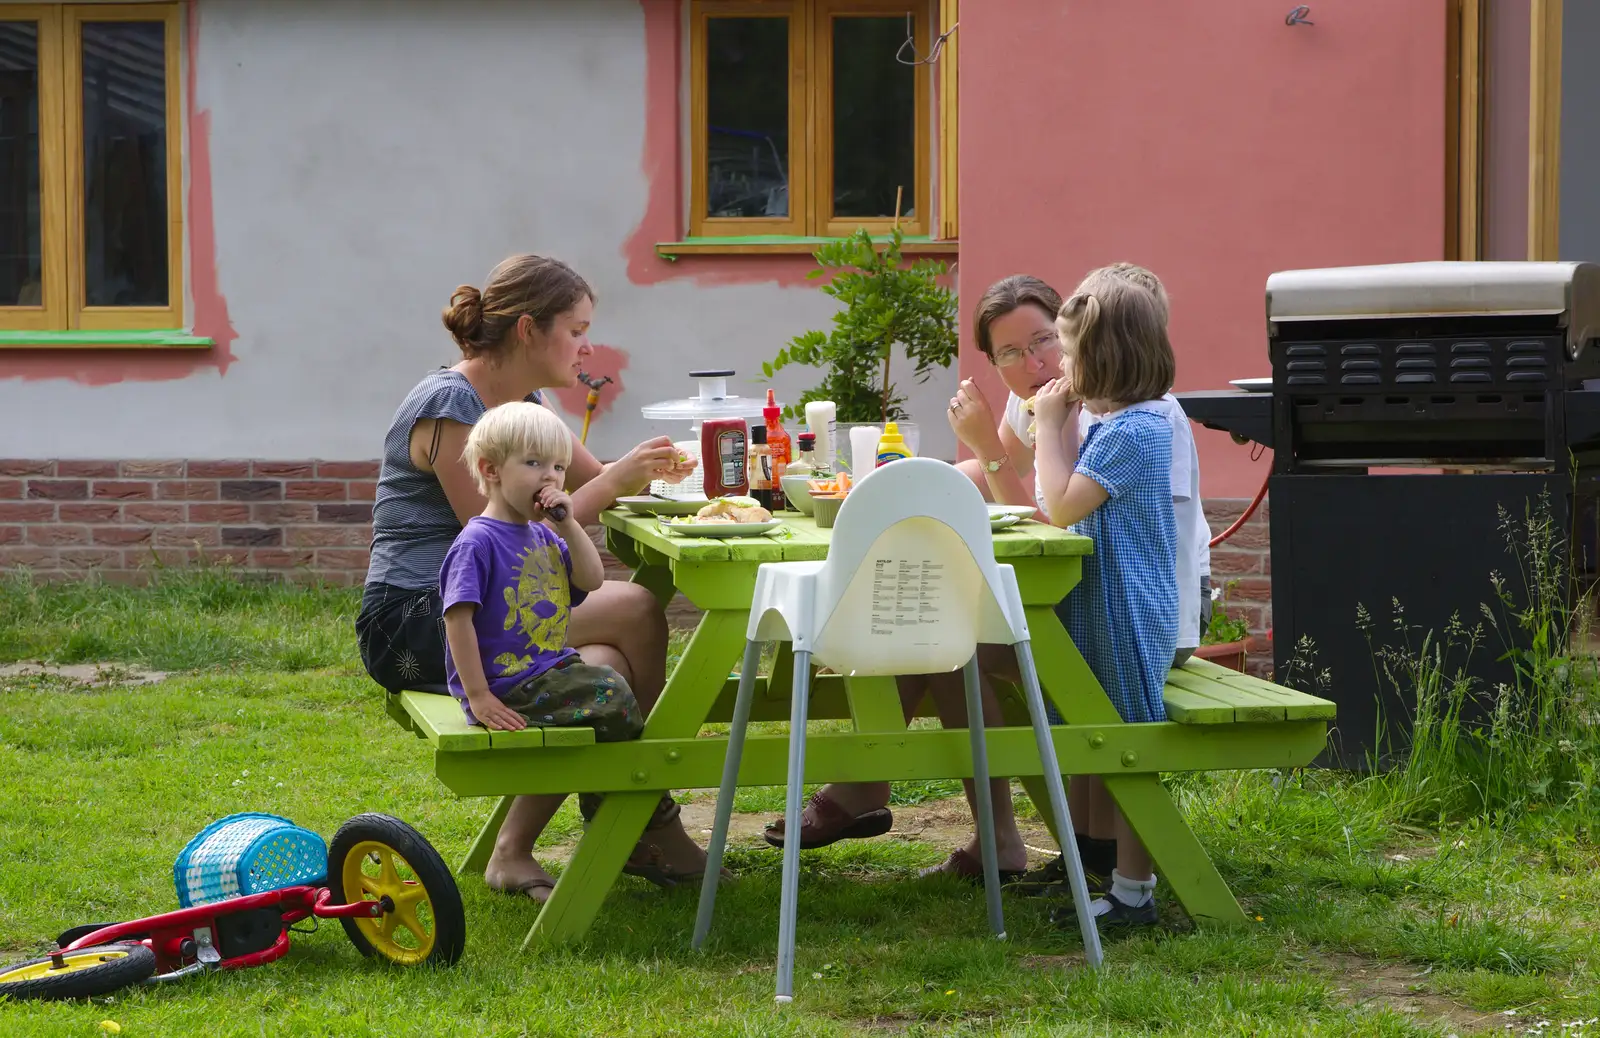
{"left": 357, "top": 253, "right": 709, "bottom": 897}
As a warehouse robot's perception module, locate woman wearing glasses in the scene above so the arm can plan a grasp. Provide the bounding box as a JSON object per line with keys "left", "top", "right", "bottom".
{"left": 946, "top": 275, "right": 1067, "bottom": 513}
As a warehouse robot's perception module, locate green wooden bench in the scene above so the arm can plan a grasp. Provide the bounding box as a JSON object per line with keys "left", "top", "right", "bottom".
{"left": 386, "top": 652, "right": 1334, "bottom": 948}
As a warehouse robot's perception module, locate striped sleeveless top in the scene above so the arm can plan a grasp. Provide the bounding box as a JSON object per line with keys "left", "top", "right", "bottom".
{"left": 364, "top": 368, "right": 542, "bottom": 590}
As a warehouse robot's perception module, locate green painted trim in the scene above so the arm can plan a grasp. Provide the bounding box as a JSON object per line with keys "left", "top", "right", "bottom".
{"left": 654, "top": 234, "right": 960, "bottom": 259}
{"left": 0, "top": 330, "right": 213, "bottom": 348}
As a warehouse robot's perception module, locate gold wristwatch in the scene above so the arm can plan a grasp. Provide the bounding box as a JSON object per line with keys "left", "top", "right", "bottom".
{"left": 980, "top": 454, "right": 1008, "bottom": 474}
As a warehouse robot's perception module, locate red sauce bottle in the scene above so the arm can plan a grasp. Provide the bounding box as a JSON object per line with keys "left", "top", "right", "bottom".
{"left": 700, "top": 418, "right": 749, "bottom": 498}
{"left": 763, "top": 390, "right": 790, "bottom": 510}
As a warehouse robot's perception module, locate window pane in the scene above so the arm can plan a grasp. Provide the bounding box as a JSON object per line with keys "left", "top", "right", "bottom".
{"left": 706, "top": 17, "right": 789, "bottom": 219}
{"left": 0, "top": 22, "right": 41, "bottom": 307}
{"left": 832, "top": 16, "right": 915, "bottom": 220}
{"left": 82, "top": 21, "right": 167, "bottom": 308}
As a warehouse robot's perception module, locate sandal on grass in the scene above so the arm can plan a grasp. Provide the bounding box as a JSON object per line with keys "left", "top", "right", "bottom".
{"left": 623, "top": 845, "right": 734, "bottom": 890}
{"left": 488, "top": 875, "right": 556, "bottom": 903}
{"left": 917, "top": 845, "right": 1026, "bottom": 885}
{"left": 762, "top": 791, "right": 894, "bottom": 850}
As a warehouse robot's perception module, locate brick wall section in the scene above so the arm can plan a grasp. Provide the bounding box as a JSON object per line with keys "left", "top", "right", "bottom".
{"left": 0, "top": 460, "right": 1274, "bottom": 666}
{"left": 1204, "top": 498, "right": 1273, "bottom": 676}
{"left": 0, "top": 459, "right": 378, "bottom": 586}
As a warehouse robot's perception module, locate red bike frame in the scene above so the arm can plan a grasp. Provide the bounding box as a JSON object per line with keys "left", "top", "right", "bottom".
{"left": 64, "top": 886, "right": 384, "bottom": 972}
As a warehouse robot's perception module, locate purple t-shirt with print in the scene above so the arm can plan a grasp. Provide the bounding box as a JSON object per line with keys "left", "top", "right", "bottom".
{"left": 439, "top": 516, "right": 589, "bottom": 723}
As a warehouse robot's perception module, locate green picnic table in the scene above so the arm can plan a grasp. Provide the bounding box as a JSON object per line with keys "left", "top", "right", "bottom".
{"left": 386, "top": 508, "right": 1335, "bottom": 951}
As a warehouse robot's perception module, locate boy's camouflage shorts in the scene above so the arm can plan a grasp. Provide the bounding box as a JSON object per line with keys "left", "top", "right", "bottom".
{"left": 501, "top": 658, "right": 644, "bottom": 742}
{"left": 500, "top": 659, "right": 680, "bottom": 831}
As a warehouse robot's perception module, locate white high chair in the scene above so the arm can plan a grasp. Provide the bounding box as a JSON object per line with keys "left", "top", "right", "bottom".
{"left": 691, "top": 457, "right": 1103, "bottom": 1001}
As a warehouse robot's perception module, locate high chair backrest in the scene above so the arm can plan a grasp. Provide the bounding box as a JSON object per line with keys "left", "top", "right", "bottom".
{"left": 809, "top": 458, "right": 1023, "bottom": 675}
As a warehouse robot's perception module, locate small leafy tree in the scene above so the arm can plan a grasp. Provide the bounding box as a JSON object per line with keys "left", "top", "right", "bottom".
{"left": 762, "top": 228, "right": 958, "bottom": 423}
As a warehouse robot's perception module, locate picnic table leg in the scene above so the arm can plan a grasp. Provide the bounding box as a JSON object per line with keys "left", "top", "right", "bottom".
{"left": 520, "top": 609, "right": 749, "bottom": 949}
{"left": 522, "top": 791, "right": 665, "bottom": 949}
{"left": 457, "top": 795, "right": 515, "bottom": 877}
{"left": 1101, "top": 774, "right": 1247, "bottom": 927}
{"left": 1023, "top": 607, "right": 1248, "bottom": 928}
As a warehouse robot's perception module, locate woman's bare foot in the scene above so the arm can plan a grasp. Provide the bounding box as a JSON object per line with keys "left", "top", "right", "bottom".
{"left": 973, "top": 832, "right": 1029, "bottom": 873}
{"left": 485, "top": 852, "right": 557, "bottom": 903}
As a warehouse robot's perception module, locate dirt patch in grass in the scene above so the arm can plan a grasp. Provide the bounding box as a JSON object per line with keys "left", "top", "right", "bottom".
{"left": 1320, "top": 952, "right": 1488, "bottom": 1034}
{"left": 0, "top": 661, "right": 168, "bottom": 688}
{"left": 534, "top": 799, "right": 1063, "bottom": 867}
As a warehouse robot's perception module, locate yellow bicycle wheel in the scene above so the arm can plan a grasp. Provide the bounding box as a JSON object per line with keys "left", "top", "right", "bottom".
{"left": 0, "top": 944, "right": 156, "bottom": 1000}
{"left": 327, "top": 814, "right": 465, "bottom": 967}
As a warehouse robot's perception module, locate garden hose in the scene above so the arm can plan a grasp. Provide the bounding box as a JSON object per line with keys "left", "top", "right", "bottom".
{"left": 1210, "top": 469, "right": 1270, "bottom": 549}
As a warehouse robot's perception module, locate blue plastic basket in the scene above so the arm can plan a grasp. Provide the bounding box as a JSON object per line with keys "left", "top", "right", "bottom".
{"left": 173, "top": 812, "right": 328, "bottom": 908}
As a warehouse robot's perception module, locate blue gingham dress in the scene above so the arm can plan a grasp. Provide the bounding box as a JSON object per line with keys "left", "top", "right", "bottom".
{"left": 1057, "top": 408, "right": 1179, "bottom": 723}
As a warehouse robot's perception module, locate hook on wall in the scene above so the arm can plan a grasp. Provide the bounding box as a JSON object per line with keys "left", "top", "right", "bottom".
{"left": 1286, "top": 5, "right": 1314, "bottom": 26}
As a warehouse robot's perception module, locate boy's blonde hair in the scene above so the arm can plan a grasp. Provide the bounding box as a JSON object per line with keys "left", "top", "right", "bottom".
{"left": 1056, "top": 275, "right": 1174, "bottom": 406}
{"left": 1075, "top": 262, "right": 1170, "bottom": 325}
{"left": 462, "top": 401, "right": 573, "bottom": 494}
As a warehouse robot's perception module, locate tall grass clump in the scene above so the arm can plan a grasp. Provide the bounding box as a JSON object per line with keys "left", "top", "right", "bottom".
{"left": 1360, "top": 488, "right": 1600, "bottom": 828}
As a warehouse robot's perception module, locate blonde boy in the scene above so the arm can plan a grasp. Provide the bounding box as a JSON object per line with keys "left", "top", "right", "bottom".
{"left": 441, "top": 401, "right": 688, "bottom": 901}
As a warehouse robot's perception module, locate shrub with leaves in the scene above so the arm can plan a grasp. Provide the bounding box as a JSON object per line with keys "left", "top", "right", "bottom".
{"left": 763, "top": 227, "right": 957, "bottom": 424}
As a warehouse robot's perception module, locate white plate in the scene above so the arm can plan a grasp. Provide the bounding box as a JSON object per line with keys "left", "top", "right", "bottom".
{"left": 987, "top": 504, "right": 1036, "bottom": 520}
{"left": 658, "top": 517, "right": 785, "bottom": 538}
{"left": 990, "top": 514, "right": 1024, "bottom": 530}
{"left": 1229, "top": 377, "right": 1273, "bottom": 393}
{"left": 617, "top": 495, "right": 710, "bottom": 516}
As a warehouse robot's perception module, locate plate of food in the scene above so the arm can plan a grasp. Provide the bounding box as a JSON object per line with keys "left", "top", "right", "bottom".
{"left": 658, "top": 497, "right": 783, "bottom": 537}
{"left": 618, "top": 495, "right": 709, "bottom": 516}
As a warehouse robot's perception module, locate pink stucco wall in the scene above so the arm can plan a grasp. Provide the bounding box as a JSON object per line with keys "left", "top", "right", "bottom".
{"left": 957, "top": 1, "right": 1447, "bottom": 497}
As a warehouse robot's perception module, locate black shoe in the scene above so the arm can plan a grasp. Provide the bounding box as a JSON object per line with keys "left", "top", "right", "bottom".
{"left": 1009, "top": 851, "right": 1111, "bottom": 898}
{"left": 1051, "top": 893, "right": 1159, "bottom": 932}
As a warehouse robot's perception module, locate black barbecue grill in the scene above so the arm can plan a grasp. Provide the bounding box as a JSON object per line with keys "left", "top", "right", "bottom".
{"left": 1179, "top": 261, "right": 1600, "bottom": 766}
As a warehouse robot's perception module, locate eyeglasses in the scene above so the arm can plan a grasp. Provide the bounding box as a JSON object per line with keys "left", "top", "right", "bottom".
{"left": 991, "top": 331, "right": 1061, "bottom": 368}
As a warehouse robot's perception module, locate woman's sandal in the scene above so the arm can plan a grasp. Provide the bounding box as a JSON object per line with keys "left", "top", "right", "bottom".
{"left": 623, "top": 844, "right": 734, "bottom": 890}
{"left": 917, "top": 846, "right": 1026, "bottom": 886}
{"left": 762, "top": 791, "right": 894, "bottom": 850}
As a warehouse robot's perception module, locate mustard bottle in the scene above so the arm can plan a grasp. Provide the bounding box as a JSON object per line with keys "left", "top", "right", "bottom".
{"left": 874, "top": 422, "right": 913, "bottom": 466}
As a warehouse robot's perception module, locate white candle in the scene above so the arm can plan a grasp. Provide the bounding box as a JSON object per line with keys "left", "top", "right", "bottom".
{"left": 849, "top": 425, "right": 882, "bottom": 476}
{"left": 804, "top": 400, "right": 837, "bottom": 472}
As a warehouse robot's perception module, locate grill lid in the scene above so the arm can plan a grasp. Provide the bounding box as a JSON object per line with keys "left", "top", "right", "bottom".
{"left": 1266, "top": 261, "right": 1600, "bottom": 357}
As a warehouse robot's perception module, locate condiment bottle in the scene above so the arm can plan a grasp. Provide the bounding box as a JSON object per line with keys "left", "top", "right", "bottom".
{"left": 763, "top": 389, "right": 791, "bottom": 510}
{"left": 787, "top": 432, "right": 817, "bottom": 478}
{"left": 875, "top": 422, "right": 913, "bottom": 466}
{"left": 700, "top": 417, "right": 748, "bottom": 497}
{"left": 804, "top": 400, "right": 837, "bottom": 472}
{"left": 748, "top": 424, "right": 774, "bottom": 511}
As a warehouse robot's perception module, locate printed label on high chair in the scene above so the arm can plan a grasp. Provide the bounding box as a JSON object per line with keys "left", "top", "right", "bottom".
{"left": 869, "top": 558, "right": 944, "bottom": 635}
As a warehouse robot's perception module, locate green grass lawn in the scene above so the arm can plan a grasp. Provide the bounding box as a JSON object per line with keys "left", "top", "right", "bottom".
{"left": 0, "top": 570, "right": 1596, "bottom": 1036}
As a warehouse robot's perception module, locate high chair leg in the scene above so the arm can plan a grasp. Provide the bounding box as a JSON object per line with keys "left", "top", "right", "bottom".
{"left": 1014, "top": 639, "right": 1103, "bottom": 969}
{"left": 962, "top": 654, "right": 1006, "bottom": 940}
{"left": 693, "top": 638, "right": 764, "bottom": 950}
{"left": 775, "top": 648, "right": 813, "bottom": 1003}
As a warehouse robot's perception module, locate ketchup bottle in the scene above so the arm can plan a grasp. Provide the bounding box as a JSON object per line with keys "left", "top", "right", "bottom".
{"left": 699, "top": 418, "right": 748, "bottom": 498}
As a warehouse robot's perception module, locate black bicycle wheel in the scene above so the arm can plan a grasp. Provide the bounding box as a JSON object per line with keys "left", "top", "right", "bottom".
{"left": 327, "top": 813, "right": 465, "bottom": 967}
{"left": 55, "top": 923, "right": 138, "bottom": 949}
{"left": 0, "top": 944, "right": 157, "bottom": 1000}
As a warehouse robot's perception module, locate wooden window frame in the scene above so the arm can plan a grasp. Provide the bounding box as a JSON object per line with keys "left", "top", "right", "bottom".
{"left": 688, "top": 0, "right": 935, "bottom": 240}
{"left": 0, "top": 1, "right": 183, "bottom": 333}
{"left": 1528, "top": 0, "right": 1561, "bottom": 261}
{"left": 1445, "top": 0, "right": 1483, "bottom": 261}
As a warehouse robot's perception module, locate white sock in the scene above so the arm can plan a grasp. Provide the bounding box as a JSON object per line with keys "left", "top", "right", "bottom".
{"left": 1090, "top": 869, "right": 1157, "bottom": 916}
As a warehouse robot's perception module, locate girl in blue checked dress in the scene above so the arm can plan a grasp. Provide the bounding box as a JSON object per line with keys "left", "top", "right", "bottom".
{"left": 1031, "top": 272, "right": 1179, "bottom": 930}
